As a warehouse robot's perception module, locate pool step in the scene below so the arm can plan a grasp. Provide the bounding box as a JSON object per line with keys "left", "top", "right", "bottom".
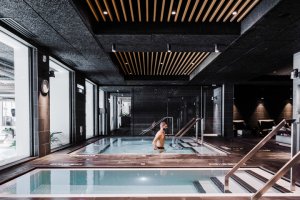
{"left": 180, "top": 143, "right": 192, "bottom": 148}
{"left": 231, "top": 174, "right": 257, "bottom": 193}
{"left": 210, "top": 177, "right": 231, "bottom": 193}
{"left": 193, "top": 181, "right": 206, "bottom": 193}
{"left": 245, "top": 170, "right": 291, "bottom": 193}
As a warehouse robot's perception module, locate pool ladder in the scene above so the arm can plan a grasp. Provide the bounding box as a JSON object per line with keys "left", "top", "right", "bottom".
{"left": 224, "top": 119, "right": 300, "bottom": 200}
{"left": 171, "top": 117, "right": 204, "bottom": 148}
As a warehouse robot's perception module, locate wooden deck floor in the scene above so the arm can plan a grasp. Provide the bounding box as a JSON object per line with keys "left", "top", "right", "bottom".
{"left": 0, "top": 136, "right": 299, "bottom": 200}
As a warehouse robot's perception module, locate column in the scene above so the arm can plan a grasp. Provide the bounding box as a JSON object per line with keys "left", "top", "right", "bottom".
{"left": 222, "top": 84, "right": 234, "bottom": 138}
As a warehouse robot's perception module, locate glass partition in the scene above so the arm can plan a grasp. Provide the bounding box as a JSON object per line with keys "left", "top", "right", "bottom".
{"left": 0, "top": 29, "right": 31, "bottom": 166}
{"left": 86, "top": 80, "right": 96, "bottom": 139}
{"left": 49, "top": 58, "right": 72, "bottom": 149}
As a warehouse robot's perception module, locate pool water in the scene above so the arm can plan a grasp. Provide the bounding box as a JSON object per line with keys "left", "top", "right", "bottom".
{"left": 102, "top": 138, "right": 194, "bottom": 154}
{"left": 0, "top": 168, "right": 290, "bottom": 197}
{"left": 76, "top": 137, "right": 226, "bottom": 155}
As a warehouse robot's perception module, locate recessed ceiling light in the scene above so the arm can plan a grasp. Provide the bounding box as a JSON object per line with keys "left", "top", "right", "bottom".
{"left": 103, "top": 11, "right": 108, "bottom": 15}
{"left": 171, "top": 11, "right": 176, "bottom": 15}
{"left": 232, "top": 11, "right": 238, "bottom": 16}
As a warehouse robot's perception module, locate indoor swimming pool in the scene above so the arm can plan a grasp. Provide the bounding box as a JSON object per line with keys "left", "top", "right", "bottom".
{"left": 74, "top": 137, "right": 226, "bottom": 155}
{"left": 0, "top": 168, "right": 298, "bottom": 198}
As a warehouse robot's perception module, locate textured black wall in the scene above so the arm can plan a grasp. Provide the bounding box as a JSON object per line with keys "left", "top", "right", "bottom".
{"left": 74, "top": 73, "right": 86, "bottom": 143}
{"left": 234, "top": 85, "right": 293, "bottom": 130}
{"left": 223, "top": 84, "right": 234, "bottom": 138}
{"left": 132, "top": 86, "right": 202, "bottom": 135}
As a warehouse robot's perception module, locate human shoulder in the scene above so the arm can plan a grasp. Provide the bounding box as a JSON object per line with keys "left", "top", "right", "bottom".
{"left": 156, "top": 130, "right": 163, "bottom": 136}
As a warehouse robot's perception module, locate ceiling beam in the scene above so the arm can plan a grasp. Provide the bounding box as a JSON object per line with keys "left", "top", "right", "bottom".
{"left": 95, "top": 22, "right": 240, "bottom": 34}
{"left": 189, "top": 52, "right": 220, "bottom": 80}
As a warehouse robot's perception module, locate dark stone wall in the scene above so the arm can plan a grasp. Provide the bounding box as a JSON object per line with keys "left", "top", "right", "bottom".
{"left": 74, "top": 73, "right": 86, "bottom": 143}
{"left": 132, "top": 86, "right": 203, "bottom": 135}
{"left": 234, "top": 85, "right": 293, "bottom": 130}
{"left": 203, "top": 88, "right": 213, "bottom": 133}
{"left": 223, "top": 84, "right": 234, "bottom": 138}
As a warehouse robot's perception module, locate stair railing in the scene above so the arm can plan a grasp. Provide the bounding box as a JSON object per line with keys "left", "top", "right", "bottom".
{"left": 224, "top": 119, "right": 287, "bottom": 192}
{"left": 251, "top": 150, "right": 300, "bottom": 200}
{"left": 172, "top": 118, "right": 201, "bottom": 147}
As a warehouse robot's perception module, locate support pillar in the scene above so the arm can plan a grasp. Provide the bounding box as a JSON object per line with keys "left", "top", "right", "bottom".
{"left": 222, "top": 84, "right": 234, "bottom": 138}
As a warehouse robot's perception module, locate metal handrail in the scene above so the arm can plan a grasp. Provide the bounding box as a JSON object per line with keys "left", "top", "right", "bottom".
{"left": 224, "top": 119, "right": 287, "bottom": 192}
{"left": 174, "top": 118, "right": 196, "bottom": 137}
{"left": 252, "top": 150, "right": 300, "bottom": 200}
{"left": 172, "top": 118, "right": 201, "bottom": 147}
{"left": 178, "top": 118, "right": 201, "bottom": 139}
{"left": 139, "top": 116, "right": 173, "bottom": 135}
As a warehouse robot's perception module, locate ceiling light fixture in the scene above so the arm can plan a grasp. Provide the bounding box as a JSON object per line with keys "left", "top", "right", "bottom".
{"left": 214, "top": 44, "right": 219, "bottom": 53}
{"left": 171, "top": 11, "right": 176, "bottom": 15}
{"left": 112, "top": 44, "right": 116, "bottom": 52}
{"left": 103, "top": 11, "right": 108, "bottom": 15}
{"left": 232, "top": 11, "right": 238, "bottom": 16}
{"left": 167, "top": 43, "right": 171, "bottom": 52}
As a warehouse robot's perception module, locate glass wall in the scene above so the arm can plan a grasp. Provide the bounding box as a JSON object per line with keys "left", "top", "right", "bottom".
{"left": 99, "top": 89, "right": 105, "bottom": 135}
{"left": 85, "top": 80, "right": 95, "bottom": 139}
{"left": 49, "top": 58, "right": 72, "bottom": 149}
{"left": 0, "top": 29, "right": 31, "bottom": 166}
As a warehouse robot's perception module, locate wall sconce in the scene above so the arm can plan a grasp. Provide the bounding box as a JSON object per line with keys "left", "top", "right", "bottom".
{"left": 167, "top": 43, "right": 171, "bottom": 52}
{"left": 214, "top": 44, "right": 219, "bottom": 53}
{"left": 76, "top": 84, "right": 85, "bottom": 94}
{"left": 211, "top": 96, "right": 217, "bottom": 101}
{"left": 49, "top": 70, "right": 55, "bottom": 78}
{"left": 112, "top": 43, "right": 116, "bottom": 52}
{"left": 41, "top": 79, "right": 49, "bottom": 95}
{"left": 291, "top": 69, "right": 300, "bottom": 79}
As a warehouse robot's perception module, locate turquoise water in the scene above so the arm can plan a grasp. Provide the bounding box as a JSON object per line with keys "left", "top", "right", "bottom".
{"left": 78, "top": 137, "right": 196, "bottom": 154}
{"left": 102, "top": 138, "right": 194, "bottom": 154}
{"left": 0, "top": 169, "right": 226, "bottom": 195}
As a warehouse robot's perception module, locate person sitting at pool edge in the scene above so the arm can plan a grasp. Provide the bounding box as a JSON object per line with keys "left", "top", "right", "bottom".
{"left": 152, "top": 121, "right": 168, "bottom": 150}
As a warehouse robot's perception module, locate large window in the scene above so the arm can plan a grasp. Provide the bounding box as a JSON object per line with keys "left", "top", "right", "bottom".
{"left": 85, "top": 80, "right": 96, "bottom": 139}
{"left": 49, "top": 58, "right": 72, "bottom": 149}
{"left": 0, "top": 29, "right": 31, "bottom": 166}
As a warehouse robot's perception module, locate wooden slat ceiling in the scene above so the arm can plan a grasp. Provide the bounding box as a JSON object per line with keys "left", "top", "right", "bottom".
{"left": 114, "top": 52, "right": 210, "bottom": 76}
{"left": 86, "top": 0, "right": 260, "bottom": 23}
